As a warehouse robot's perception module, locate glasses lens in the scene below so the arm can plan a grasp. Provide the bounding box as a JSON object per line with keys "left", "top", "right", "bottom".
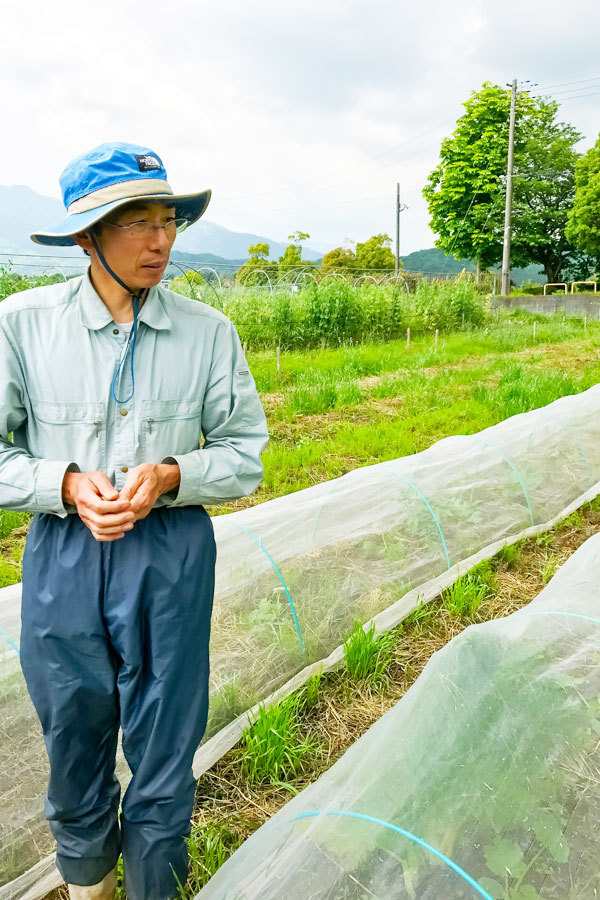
{"left": 174, "top": 218, "right": 189, "bottom": 234}
{"left": 128, "top": 221, "right": 152, "bottom": 237}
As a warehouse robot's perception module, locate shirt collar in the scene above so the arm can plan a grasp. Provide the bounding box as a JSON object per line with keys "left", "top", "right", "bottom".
{"left": 78, "top": 269, "right": 172, "bottom": 332}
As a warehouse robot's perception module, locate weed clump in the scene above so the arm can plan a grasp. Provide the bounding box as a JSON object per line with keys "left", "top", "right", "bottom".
{"left": 343, "top": 620, "right": 396, "bottom": 690}
{"left": 177, "top": 823, "right": 244, "bottom": 896}
{"left": 443, "top": 560, "right": 496, "bottom": 618}
{"left": 241, "top": 695, "right": 318, "bottom": 784}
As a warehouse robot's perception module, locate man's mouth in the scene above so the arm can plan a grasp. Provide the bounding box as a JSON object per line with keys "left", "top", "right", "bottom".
{"left": 142, "top": 261, "right": 167, "bottom": 270}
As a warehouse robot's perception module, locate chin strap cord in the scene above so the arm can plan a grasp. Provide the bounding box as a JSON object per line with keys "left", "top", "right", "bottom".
{"left": 90, "top": 231, "right": 143, "bottom": 404}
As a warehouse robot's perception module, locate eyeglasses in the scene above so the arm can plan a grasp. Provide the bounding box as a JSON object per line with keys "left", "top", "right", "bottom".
{"left": 104, "top": 217, "right": 189, "bottom": 238}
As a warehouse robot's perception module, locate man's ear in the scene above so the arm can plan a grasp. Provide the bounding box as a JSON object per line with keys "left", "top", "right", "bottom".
{"left": 72, "top": 229, "right": 94, "bottom": 253}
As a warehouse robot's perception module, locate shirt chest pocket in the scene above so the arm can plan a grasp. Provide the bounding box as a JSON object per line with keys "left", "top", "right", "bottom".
{"left": 29, "top": 400, "right": 107, "bottom": 470}
{"left": 140, "top": 399, "right": 203, "bottom": 463}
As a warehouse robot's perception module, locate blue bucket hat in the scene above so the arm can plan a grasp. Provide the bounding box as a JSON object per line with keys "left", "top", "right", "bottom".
{"left": 30, "top": 142, "right": 211, "bottom": 246}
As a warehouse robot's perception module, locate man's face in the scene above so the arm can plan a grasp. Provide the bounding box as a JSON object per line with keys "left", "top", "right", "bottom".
{"left": 91, "top": 202, "right": 177, "bottom": 290}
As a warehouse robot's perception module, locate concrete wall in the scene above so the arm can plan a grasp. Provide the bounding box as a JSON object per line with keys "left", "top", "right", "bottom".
{"left": 494, "top": 293, "right": 600, "bottom": 319}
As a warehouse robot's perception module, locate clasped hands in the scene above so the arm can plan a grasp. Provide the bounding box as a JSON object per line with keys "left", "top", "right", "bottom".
{"left": 62, "top": 463, "right": 181, "bottom": 542}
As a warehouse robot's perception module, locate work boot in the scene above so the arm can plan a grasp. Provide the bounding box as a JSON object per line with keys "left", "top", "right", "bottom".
{"left": 67, "top": 867, "right": 117, "bottom": 900}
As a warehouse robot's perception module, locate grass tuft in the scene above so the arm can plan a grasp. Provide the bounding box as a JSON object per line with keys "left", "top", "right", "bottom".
{"left": 496, "top": 541, "right": 525, "bottom": 567}
{"left": 343, "top": 620, "right": 396, "bottom": 690}
{"left": 176, "top": 823, "right": 244, "bottom": 896}
{"left": 240, "top": 695, "right": 318, "bottom": 784}
{"left": 442, "top": 560, "right": 496, "bottom": 618}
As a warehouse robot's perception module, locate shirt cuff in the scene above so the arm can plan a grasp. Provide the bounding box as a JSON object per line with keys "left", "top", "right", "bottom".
{"left": 35, "top": 460, "right": 81, "bottom": 517}
{"left": 160, "top": 456, "right": 183, "bottom": 505}
{"left": 161, "top": 454, "right": 198, "bottom": 506}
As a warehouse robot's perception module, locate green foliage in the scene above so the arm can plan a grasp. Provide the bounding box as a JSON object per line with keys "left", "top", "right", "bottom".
{"left": 241, "top": 695, "right": 317, "bottom": 784}
{"left": 321, "top": 245, "right": 356, "bottom": 271}
{"left": 286, "top": 369, "right": 363, "bottom": 416}
{"left": 423, "top": 82, "right": 582, "bottom": 281}
{"left": 517, "top": 280, "right": 544, "bottom": 295}
{"left": 443, "top": 560, "right": 495, "bottom": 618}
{"left": 541, "top": 553, "right": 561, "bottom": 584}
{"left": 496, "top": 541, "right": 524, "bottom": 567}
{"left": 171, "top": 279, "right": 487, "bottom": 350}
{"left": 0, "top": 510, "right": 30, "bottom": 540}
{"left": 566, "top": 131, "right": 600, "bottom": 264}
{"left": 473, "top": 363, "right": 579, "bottom": 419}
{"left": 0, "top": 265, "right": 66, "bottom": 302}
{"left": 343, "top": 620, "right": 396, "bottom": 690}
{"left": 236, "top": 243, "right": 278, "bottom": 286}
{"left": 300, "top": 670, "right": 323, "bottom": 711}
{"left": 403, "top": 600, "right": 437, "bottom": 628}
{"left": 176, "top": 823, "right": 244, "bottom": 896}
{"left": 510, "top": 100, "right": 582, "bottom": 283}
{"left": 354, "top": 233, "right": 395, "bottom": 271}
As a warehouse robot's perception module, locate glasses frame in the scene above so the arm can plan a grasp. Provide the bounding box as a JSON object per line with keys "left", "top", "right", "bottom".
{"left": 103, "top": 216, "right": 189, "bottom": 238}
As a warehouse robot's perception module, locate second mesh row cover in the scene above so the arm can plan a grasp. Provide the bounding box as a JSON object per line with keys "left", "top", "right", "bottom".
{"left": 197, "top": 530, "right": 600, "bottom": 900}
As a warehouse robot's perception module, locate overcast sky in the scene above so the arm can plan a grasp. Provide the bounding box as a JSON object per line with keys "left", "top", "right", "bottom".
{"left": 2, "top": 0, "right": 599, "bottom": 254}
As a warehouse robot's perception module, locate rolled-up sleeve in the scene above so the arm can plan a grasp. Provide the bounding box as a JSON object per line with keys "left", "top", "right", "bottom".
{"left": 163, "top": 320, "right": 268, "bottom": 506}
{"left": 0, "top": 324, "right": 77, "bottom": 517}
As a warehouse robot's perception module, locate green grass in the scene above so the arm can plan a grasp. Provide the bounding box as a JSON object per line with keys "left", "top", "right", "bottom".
{"left": 176, "top": 823, "right": 245, "bottom": 896}
{"left": 2, "top": 311, "right": 600, "bottom": 581}
{"left": 541, "top": 553, "right": 562, "bottom": 584}
{"left": 240, "top": 695, "right": 319, "bottom": 784}
{"left": 442, "top": 560, "right": 496, "bottom": 618}
{"left": 496, "top": 540, "right": 525, "bottom": 567}
{"left": 343, "top": 620, "right": 396, "bottom": 690}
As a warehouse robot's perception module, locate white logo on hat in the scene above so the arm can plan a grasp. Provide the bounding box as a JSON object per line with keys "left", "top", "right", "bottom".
{"left": 135, "top": 154, "right": 162, "bottom": 171}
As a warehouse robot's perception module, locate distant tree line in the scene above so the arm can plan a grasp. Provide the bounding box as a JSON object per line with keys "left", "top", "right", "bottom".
{"left": 235, "top": 232, "right": 398, "bottom": 285}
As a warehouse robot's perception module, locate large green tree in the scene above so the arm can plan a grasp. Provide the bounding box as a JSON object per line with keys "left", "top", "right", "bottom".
{"left": 423, "top": 83, "right": 582, "bottom": 282}
{"left": 278, "top": 231, "right": 314, "bottom": 277}
{"left": 354, "top": 234, "right": 396, "bottom": 271}
{"left": 236, "top": 243, "right": 278, "bottom": 286}
{"left": 566, "top": 132, "right": 600, "bottom": 271}
{"left": 321, "top": 246, "right": 356, "bottom": 272}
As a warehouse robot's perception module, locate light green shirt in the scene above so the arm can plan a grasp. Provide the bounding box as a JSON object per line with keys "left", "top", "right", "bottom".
{"left": 0, "top": 271, "right": 268, "bottom": 517}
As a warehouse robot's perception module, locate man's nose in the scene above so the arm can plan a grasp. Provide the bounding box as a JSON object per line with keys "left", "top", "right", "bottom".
{"left": 148, "top": 225, "right": 172, "bottom": 250}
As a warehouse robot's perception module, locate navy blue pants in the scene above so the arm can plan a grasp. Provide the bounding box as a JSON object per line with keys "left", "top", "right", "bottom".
{"left": 21, "top": 506, "right": 216, "bottom": 900}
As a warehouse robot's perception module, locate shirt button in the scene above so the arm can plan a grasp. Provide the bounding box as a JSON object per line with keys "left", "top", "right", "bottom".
{"left": 121, "top": 466, "right": 129, "bottom": 473}
{"left": 120, "top": 409, "right": 128, "bottom": 416}
{"left": 113, "top": 328, "right": 119, "bottom": 335}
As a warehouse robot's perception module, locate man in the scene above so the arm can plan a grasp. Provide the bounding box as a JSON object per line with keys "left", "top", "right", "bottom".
{"left": 0, "top": 142, "right": 268, "bottom": 899}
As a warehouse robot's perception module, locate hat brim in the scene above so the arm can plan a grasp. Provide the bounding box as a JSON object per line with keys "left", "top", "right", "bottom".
{"left": 30, "top": 190, "right": 212, "bottom": 246}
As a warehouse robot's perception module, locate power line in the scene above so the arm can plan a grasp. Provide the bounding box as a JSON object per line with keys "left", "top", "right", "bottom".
{"left": 532, "top": 88, "right": 600, "bottom": 103}
{"left": 532, "top": 74, "right": 600, "bottom": 91}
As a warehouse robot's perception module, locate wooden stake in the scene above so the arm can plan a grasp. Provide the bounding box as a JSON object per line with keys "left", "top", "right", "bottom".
{"left": 533, "top": 321, "right": 536, "bottom": 340}
{"left": 406, "top": 327, "right": 411, "bottom": 349}
{"left": 277, "top": 345, "right": 281, "bottom": 374}
{"left": 434, "top": 329, "right": 439, "bottom": 351}
{"left": 584, "top": 315, "right": 587, "bottom": 331}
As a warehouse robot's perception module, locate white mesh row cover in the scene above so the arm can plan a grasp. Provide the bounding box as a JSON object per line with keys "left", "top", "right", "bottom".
{"left": 2, "top": 383, "right": 600, "bottom": 890}
{"left": 198, "top": 530, "right": 600, "bottom": 900}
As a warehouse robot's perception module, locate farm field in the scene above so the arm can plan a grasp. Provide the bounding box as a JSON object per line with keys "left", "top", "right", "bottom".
{"left": 1, "top": 304, "right": 598, "bottom": 897}
{"left": 1, "top": 310, "right": 600, "bottom": 588}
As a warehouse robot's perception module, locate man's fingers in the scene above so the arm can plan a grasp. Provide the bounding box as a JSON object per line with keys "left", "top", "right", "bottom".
{"left": 84, "top": 509, "right": 135, "bottom": 529}
{"left": 88, "top": 471, "right": 120, "bottom": 501}
{"left": 79, "top": 485, "right": 131, "bottom": 515}
{"left": 92, "top": 530, "right": 127, "bottom": 542}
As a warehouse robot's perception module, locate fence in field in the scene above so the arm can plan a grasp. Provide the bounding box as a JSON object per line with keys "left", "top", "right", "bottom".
{"left": 197, "top": 531, "right": 600, "bottom": 899}
{"left": 3, "top": 384, "right": 600, "bottom": 896}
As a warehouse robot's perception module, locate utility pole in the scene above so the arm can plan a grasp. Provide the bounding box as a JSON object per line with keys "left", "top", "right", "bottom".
{"left": 501, "top": 78, "right": 517, "bottom": 296}
{"left": 395, "top": 182, "right": 400, "bottom": 274}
